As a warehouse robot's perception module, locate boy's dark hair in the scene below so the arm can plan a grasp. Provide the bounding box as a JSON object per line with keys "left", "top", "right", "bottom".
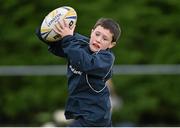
{"left": 93, "top": 18, "right": 121, "bottom": 43}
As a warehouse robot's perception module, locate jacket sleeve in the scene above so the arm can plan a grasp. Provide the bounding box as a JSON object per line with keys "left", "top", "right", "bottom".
{"left": 35, "top": 26, "right": 66, "bottom": 58}
{"left": 60, "top": 35, "right": 115, "bottom": 78}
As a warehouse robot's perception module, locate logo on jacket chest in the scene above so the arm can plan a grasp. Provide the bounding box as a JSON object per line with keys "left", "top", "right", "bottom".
{"left": 69, "top": 65, "right": 82, "bottom": 75}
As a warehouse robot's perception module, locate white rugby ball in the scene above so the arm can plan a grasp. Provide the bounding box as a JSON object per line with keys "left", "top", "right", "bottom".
{"left": 40, "top": 6, "right": 77, "bottom": 42}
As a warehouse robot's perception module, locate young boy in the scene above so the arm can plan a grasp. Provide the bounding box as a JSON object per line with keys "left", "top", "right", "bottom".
{"left": 36, "top": 18, "right": 121, "bottom": 127}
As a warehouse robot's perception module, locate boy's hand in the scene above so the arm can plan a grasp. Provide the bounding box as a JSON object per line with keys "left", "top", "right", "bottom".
{"left": 53, "top": 19, "right": 76, "bottom": 38}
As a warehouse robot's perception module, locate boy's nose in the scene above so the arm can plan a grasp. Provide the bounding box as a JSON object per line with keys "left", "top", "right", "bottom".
{"left": 96, "top": 36, "right": 102, "bottom": 43}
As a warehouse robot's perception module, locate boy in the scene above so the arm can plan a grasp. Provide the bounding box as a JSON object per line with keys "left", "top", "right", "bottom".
{"left": 36, "top": 18, "right": 121, "bottom": 127}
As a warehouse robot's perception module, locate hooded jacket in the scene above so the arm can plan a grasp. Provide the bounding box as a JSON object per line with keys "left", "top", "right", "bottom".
{"left": 36, "top": 28, "right": 114, "bottom": 126}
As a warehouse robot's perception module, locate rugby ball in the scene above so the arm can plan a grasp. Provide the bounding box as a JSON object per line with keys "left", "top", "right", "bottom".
{"left": 40, "top": 6, "right": 77, "bottom": 42}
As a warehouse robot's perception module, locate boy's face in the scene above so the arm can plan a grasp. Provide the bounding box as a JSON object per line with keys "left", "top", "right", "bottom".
{"left": 89, "top": 26, "right": 115, "bottom": 52}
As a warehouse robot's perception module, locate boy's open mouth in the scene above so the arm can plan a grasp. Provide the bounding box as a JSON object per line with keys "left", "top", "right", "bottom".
{"left": 93, "top": 43, "right": 100, "bottom": 49}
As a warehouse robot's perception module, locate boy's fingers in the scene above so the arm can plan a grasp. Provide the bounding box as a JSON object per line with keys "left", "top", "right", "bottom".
{"left": 58, "top": 21, "right": 64, "bottom": 29}
{"left": 53, "top": 20, "right": 65, "bottom": 34}
{"left": 53, "top": 24, "right": 62, "bottom": 34}
{"left": 53, "top": 26, "right": 59, "bottom": 34}
{"left": 63, "top": 19, "right": 68, "bottom": 27}
{"left": 56, "top": 24, "right": 61, "bottom": 31}
{"left": 71, "top": 24, "right": 76, "bottom": 31}
{"left": 54, "top": 24, "right": 60, "bottom": 31}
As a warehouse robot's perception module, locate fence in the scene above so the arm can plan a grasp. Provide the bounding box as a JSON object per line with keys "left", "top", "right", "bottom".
{"left": 0, "top": 65, "right": 180, "bottom": 76}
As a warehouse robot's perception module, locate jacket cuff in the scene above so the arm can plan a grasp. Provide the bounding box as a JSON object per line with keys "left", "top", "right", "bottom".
{"left": 60, "top": 35, "right": 77, "bottom": 47}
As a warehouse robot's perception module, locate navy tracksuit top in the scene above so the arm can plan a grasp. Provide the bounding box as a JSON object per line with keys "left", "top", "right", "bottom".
{"left": 36, "top": 29, "right": 115, "bottom": 126}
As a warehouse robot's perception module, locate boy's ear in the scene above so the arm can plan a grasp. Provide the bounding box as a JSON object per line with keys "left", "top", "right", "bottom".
{"left": 109, "top": 42, "right": 116, "bottom": 48}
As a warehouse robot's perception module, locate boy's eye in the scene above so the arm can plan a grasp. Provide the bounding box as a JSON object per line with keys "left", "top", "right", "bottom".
{"left": 103, "top": 38, "right": 108, "bottom": 41}
{"left": 95, "top": 33, "right": 100, "bottom": 36}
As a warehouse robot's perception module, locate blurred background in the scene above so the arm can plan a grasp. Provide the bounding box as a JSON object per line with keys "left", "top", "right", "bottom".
{"left": 0, "top": 0, "right": 180, "bottom": 126}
